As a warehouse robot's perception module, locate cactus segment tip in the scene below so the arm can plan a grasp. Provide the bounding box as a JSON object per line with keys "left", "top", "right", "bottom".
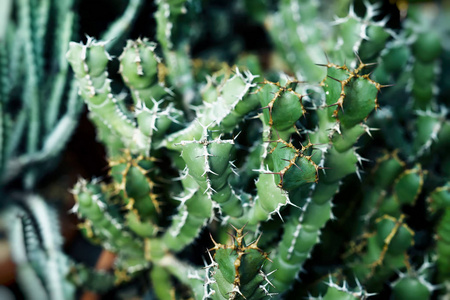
{"left": 207, "top": 226, "right": 274, "bottom": 299}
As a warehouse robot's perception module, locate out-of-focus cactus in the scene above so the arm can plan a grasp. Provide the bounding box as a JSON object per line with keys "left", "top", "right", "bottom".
{"left": 0, "top": 0, "right": 80, "bottom": 187}
{"left": 3, "top": 195, "right": 75, "bottom": 300}
{"left": 205, "top": 226, "right": 273, "bottom": 299}
{"left": 0, "top": 0, "right": 144, "bottom": 298}
{"left": 0, "top": 0, "right": 82, "bottom": 298}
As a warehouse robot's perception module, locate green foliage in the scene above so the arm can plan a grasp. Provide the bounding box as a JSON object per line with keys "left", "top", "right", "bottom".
{"left": 2, "top": 0, "right": 450, "bottom": 299}
{"left": 3, "top": 195, "right": 75, "bottom": 300}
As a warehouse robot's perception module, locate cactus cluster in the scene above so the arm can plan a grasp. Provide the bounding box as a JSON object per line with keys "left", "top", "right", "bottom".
{"left": 0, "top": 0, "right": 82, "bottom": 297}
{"left": 64, "top": 1, "right": 393, "bottom": 298}
{"left": 1, "top": 0, "right": 450, "bottom": 299}
{"left": 0, "top": 0, "right": 144, "bottom": 298}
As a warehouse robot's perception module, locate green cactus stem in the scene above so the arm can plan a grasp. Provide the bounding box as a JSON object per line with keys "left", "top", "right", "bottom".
{"left": 206, "top": 226, "right": 274, "bottom": 300}
{"left": 66, "top": 37, "right": 149, "bottom": 156}
{"left": 72, "top": 179, "right": 145, "bottom": 258}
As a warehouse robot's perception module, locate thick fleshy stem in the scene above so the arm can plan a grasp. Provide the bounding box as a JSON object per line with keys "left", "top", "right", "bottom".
{"left": 264, "top": 60, "right": 381, "bottom": 292}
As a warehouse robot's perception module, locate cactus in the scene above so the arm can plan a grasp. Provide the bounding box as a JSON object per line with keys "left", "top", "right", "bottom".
{"left": 65, "top": 2, "right": 387, "bottom": 295}
{"left": 205, "top": 226, "right": 273, "bottom": 299}
{"left": 0, "top": 0, "right": 144, "bottom": 298}
{"left": 1, "top": 0, "right": 450, "bottom": 299}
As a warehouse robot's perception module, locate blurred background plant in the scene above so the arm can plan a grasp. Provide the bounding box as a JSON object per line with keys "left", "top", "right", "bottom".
{"left": 0, "top": 0, "right": 449, "bottom": 299}
{"left": 0, "top": 0, "right": 145, "bottom": 298}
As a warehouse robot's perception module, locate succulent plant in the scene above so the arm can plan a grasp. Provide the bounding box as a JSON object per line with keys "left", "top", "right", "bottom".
{"left": 2, "top": 0, "right": 449, "bottom": 299}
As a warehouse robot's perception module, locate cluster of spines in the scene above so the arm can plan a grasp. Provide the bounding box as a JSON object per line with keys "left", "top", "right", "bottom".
{"left": 163, "top": 127, "right": 246, "bottom": 250}
{"left": 309, "top": 277, "right": 375, "bottom": 300}
{"left": 163, "top": 67, "right": 259, "bottom": 149}
{"left": 162, "top": 170, "right": 212, "bottom": 252}
{"left": 330, "top": 1, "right": 392, "bottom": 68}
{"left": 177, "top": 133, "right": 240, "bottom": 212}
{"left": 265, "top": 138, "right": 320, "bottom": 191}
{"left": 256, "top": 79, "right": 306, "bottom": 134}
{"left": 205, "top": 226, "right": 274, "bottom": 300}
{"left": 319, "top": 60, "right": 383, "bottom": 129}
{"left": 118, "top": 38, "right": 168, "bottom": 107}
{"left": 67, "top": 37, "right": 181, "bottom": 158}
{"left": 117, "top": 38, "right": 184, "bottom": 155}
{"left": 255, "top": 77, "right": 322, "bottom": 190}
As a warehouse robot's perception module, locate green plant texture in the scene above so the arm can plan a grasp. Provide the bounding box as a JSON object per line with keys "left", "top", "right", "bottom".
{"left": 2, "top": 0, "right": 450, "bottom": 299}
{"left": 0, "top": 0, "right": 144, "bottom": 298}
